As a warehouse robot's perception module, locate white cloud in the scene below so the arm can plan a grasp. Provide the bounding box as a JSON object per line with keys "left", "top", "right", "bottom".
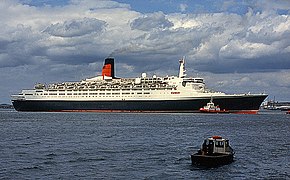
{"left": 1, "top": 1, "right": 289, "bottom": 71}
{"left": 44, "top": 18, "right": 107, "bottom": 37}
{"left": 130, "top": 12, "right": 174, "bottom": 31}
{"left": 220, "top": 40, "right": 275, "bottom": 59}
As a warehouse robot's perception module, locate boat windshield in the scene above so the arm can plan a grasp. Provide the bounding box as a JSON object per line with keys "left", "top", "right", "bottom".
{"left": 215, "top": 140, "right": 224, "bottom": 147}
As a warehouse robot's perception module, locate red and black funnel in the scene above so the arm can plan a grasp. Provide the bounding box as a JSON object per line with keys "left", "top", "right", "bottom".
{"left": 102, "top": 57, "right": 115, "bottom": 78}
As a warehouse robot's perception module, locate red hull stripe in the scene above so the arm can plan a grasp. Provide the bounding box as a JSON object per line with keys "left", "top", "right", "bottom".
{"left": 233, "top": 110, "right": 258, "bottom": 114}
{"left": 48, "top": 109, "right": 260, "bottom": 114}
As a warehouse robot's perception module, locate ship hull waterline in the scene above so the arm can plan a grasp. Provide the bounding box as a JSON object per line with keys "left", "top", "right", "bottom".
{"left": 12, "top": 95, "right": 267, "bottom": 113}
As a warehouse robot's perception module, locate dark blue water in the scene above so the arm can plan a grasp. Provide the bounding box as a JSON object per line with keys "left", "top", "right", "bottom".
{"left": 0, "top": 110, "right": 289, "bottom": 179}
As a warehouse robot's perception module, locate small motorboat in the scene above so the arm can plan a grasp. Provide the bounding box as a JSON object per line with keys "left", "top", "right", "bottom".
{"left": 199, "top": 97, "right": 229, "bottom": 113}
{"left": 191, "top": 136, "right": 234, "bottom": 167}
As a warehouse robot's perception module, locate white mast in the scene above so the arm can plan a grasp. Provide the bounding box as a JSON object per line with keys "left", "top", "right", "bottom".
{"left": 178, "top": 56, "right": 187, "bottom": 78}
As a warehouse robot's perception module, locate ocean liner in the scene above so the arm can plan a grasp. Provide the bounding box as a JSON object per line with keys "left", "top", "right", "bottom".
{"left": 11, "top": 57, "right": 267, "bottom": 113}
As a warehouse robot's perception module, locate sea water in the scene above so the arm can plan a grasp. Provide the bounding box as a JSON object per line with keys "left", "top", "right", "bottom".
{"left": 0, "top": 110, "right": 289, "bottom": 179}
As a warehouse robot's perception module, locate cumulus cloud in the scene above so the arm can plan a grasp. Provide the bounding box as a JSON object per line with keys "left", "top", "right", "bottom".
{"left": 1, "top": 0, "right": 289, "bottom": 72}
{"left": 130, "top": 12, "right": 174, "bottom": 31}
{"left": 44, "top": 18, "right": 107, "bottom": 37}
{"left": 167, "top": 10, "right": 290, "bottom": 73}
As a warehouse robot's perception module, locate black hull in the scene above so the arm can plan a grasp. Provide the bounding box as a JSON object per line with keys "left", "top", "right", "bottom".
{"left": 191, "top": 153, "right": 234, "bottom": 167}
{"left": 12, "top": 94, "right": 267, "bottom": 112}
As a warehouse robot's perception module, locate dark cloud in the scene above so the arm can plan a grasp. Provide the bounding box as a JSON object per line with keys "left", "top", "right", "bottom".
{"left": 195, "top": 54, "right": 290, "bottom": 74}
{"left": 0, "top": 24, "right": 47, "bottom": 67}
{"left": 44, "top": 18, "right": 107, "bottom": 37}
{"left": 130, "top": 12, "right": 174, "bottom": 31}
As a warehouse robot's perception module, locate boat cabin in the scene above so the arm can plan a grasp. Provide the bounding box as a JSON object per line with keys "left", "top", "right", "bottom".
{"left": 205, "top": 102, "right": 219, "bottom": 110}
{"left": 201, "top": 136, "right": 232, "bottom": 155}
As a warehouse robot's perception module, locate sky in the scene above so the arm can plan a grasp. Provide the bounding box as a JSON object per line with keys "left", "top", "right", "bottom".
{"left": 1, "top": 0, "right": 290, "bottom": 104}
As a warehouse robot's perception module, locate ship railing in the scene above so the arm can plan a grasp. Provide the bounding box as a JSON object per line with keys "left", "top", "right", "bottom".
{"left": 11, "top": 95, "right": 25, "bottom": 101}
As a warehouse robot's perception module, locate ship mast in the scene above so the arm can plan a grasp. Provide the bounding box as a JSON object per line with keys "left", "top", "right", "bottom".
{"left": 179, "top": 56, "right": 187, "bottom": 78}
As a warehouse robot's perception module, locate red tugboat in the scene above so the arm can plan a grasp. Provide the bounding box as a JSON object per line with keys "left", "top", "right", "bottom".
{"left": 199, "top": 97, "right": 229, "bottom": 113}
{"left": 191, "top": 136, "right": 235, "bottom": 167}
{"left": 286, "top": 110, "right": 290, "bottom": 114}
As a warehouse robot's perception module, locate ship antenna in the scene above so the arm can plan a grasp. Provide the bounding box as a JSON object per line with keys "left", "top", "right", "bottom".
{"left": 179, "top": 56, "right": 186, "bottom": 78}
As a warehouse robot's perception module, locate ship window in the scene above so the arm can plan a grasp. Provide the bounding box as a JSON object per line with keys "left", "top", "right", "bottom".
{"left": 137, "top": 92, "right": 142, "bottom": 94}
{"left": 59, "top": 93, "right": 65, "bottom": 95}
{"left": 225, "top": 140, "right": 229, "bottom": 147}
{"left": 215, "top": 141, "right": 224, "bottom": 147}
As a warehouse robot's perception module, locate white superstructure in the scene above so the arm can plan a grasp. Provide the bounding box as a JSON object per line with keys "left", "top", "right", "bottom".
{"left": 12, "top": 58, "right": 227, "bottom": 102}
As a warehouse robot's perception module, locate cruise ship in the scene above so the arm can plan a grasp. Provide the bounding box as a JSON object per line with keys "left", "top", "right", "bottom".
{"left": 11, "top": 57, "right": 267, "bottom": 113}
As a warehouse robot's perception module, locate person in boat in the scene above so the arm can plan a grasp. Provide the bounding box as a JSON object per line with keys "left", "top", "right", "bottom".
{"left": 202, "top": 140, "right": 207, "bottom": 155}
{"left": 208, "top": 140, "right": 214, "bottom": 155}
